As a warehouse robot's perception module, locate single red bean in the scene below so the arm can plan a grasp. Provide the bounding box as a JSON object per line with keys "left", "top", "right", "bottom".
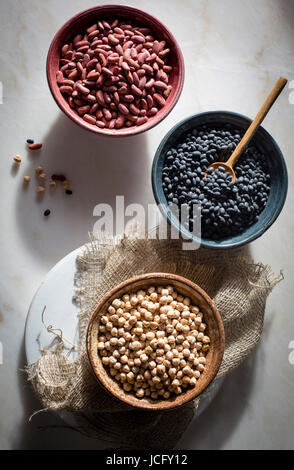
{"left": 153, "top": 93, "right": 166, "bottom": 107}
{"left": 87, "top": 70, "right": 100, "bottom": 80}
{"left": 159, "top": 48, "right": 170, "bottom": 58}
{"left": 145, "top": 78, "right": 155, "bottom": 89}
{"left": 103, "top": 92, "right": 111, "bottom": 104}
{"left": 130, "top": 104, "right": 140, "bottom": 115}
{"left": 61, "top": 79, "right": 75, "bottom": 87}
{"left": 83, "top": 114, "right": 96, "bottom": 125}
{"left": 118, "top": 103, "right": 129, "bottom": 115}
{"left": 163, "top": 85, "right": 172, "bottom": 98}
{"left": 103, "top": 108, "right": 112, "bottom": 120}
{"left": 87, "top": 24, "right": 97, "bottom": 34}
{"left": 131, "top": 84, "right": 142, "bottom": 96}
{"left": 59, "top": 85, "right": 73, "bottom": 94}
{"left": 132, "top": 35, "right": 145, "bottom": 44}
{"left": 86, "top": 58, "right": 98, "bottom": 70}
{"left": 77, "top": 105, "right": 90, "bottom": 115}
{"left": 122, "top": 95, "right": 134, "bottom": 103}
{"left": 96, "top": 120, "right": 106, "bottom": 128}
{"left": 88, "top": 30, "right": 99, "bottom": 40}
{"left": 77, "top": 84, "right": 90, "bottom": 95}
{"left": 146, "top": 95, "right": 153, "bottom": 108}
{"left": 115, "top": 115, "right": 125, "bottom": 128}
{"left": 142, "top": 64, "right": 153, "bottom": 74}
{"left": 90, "top": 103, "right": 99, "bottom": 113}
{"left": 109, "top": 119, "right": 116, "bottom": 129}
{"left": 96, "top": 90, "right": 105, "bottom": 105}
{"left": 102, "top": 67, "right": 113, "bottom": 76}
{"left": 136, "top": 116, "right": 148, "bottom": 126}
{"left": 154, "top": 80, "right": 168, "bottom": 91}
{"left": 108, "top": 34, "right": 119, "bottom": 45}
{"left": 56, "top": 71, "right": 64, "bottom": 83}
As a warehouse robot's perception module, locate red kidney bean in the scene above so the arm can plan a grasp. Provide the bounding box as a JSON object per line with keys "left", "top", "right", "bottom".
{"left": 145, "top": 78, "right": 155, "bottom": 89}
{"left": 153, "top": 93, "right": 166, "bottom": 107}
{"left": 154, "top": 80, "right": 168, "bottom": 91}
{"left": 77, "top": 105, "right": 90, "bottom": 115}
{"left": 57, "top": 17, "right": 173, "bottom": 130}
{"left": 118, "top": 103, "right": 129, "bottom": 115}
{"left": 83, "top": 114, "right": 96, "bottom": 125}
{"left": 131, "top": 84, "right": 142, "bottom": 96}
{"left": 59, "top": 85, "right": 73, "bottom": 94}
{"left": 77, "top": 84, "right": 90, "bottom": 95}
{"left": 136, "top": 116, "right": 148, "bottom": 126}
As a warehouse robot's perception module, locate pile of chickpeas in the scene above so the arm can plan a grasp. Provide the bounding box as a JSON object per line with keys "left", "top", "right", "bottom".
{"left": 97, "top": 285, "right": 210, "bottom": 400}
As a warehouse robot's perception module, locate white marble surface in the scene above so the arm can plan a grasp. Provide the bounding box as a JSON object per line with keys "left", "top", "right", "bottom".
{"left": 0, "top": 0, "right": 293, "bottom": 450}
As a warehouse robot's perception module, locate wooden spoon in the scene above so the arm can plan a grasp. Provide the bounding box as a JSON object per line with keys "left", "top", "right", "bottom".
{"left": 204, "top": 77, "right": 288, "bottom": 182}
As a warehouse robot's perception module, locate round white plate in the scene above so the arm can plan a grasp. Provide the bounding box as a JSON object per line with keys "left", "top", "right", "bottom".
{"left": 25, "top": 245, "right": 224, "bottom": 423}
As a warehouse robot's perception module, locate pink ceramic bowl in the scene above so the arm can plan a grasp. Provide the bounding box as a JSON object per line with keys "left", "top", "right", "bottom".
{"left": 47, "top": 4, "right": 185, "bottom": 137}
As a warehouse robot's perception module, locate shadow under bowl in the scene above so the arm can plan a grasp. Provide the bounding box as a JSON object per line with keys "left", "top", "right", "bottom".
{"left": 47, "top": 4, "right": 185, "bottom": 137}
{"left": 152, "top": 111, "right": 288, "bottom": 249}
{"left": 87, "top": 273, "right": 225, "bottom": 410}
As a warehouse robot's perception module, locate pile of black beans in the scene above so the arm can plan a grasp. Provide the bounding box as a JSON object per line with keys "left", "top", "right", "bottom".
{"left": 162, "top": 123, "right": 271, "bottom": 240}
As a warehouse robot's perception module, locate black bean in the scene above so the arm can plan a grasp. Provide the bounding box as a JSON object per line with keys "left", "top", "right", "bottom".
{"left": 162, "top": 123, "right": 270, "bottom": 240}
{"left": 44, "top": 209, "right": 51, "bottom": 217}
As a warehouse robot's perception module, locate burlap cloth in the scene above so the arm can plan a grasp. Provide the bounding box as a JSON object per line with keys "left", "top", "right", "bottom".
{"left": 26, "top": 230, "right": 283, "bottom": 449}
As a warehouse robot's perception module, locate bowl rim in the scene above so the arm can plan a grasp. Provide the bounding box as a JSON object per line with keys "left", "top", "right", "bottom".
{"left": 86, "top": 272, "right": 225, "bottom": 410}
{"left": 46, "top": 4, "right": 185, "bottom": 137}
{"left": 152, "top": 110, "right": 288, "bottom": 249}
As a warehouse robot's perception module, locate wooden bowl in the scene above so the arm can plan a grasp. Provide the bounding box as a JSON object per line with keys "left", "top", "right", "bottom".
{"left": 47, "top": 4, "right": 185, "bottom": 137}
{"left": 87, "top": 273, "right": 225, "bottom": 410}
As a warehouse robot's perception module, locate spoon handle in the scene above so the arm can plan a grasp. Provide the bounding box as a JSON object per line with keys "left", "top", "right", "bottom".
{"left": 227, "top": 77, "right": 288, "bottom": 168}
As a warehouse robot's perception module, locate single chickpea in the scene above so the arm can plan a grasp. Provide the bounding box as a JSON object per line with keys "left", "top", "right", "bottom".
{"left": 108, "top": 306, "right": 115, "bottom": 315}
{"left": 197, "top": 363, "right": 205, "bottom": 372}
{"left": 112, "top": 299, "right": 121, "bottom": 309}
{"left": 157, "top": 364, "right": 166, "bottom": 375}
{"left": 117, "top": 317, "right": 126, "bottom": 327}
{"left": 130, "top": 296, "right": 138, "bottom": 306}
{"left": 150, "top": 292, "right": 158, "bottom": 302}
{"left": 144, "top": 311, "right": 153, "bottom": 321}
{"left": 123, "top": 382, "right": 132, "bottom": 392}
{"left": 152, "top": 376, "right": 161, "bottom": 385}
{"left": 159, "top": 295, "right": 168, "bottom": 305}
{"left": 168, "top": 368, "right": 177, "bottom": 378}
{"left": 136, "top": 388, "right": 145, "bottom": 398}
{"left": 109, "top": 356, "right": 116, "bottom": 366}
{"left": 182, "top": 375, "right": 190, "bottom": 385}
{"left": 102, "top": 357, "right": 109, "bottom": 366}
{"left": 171, "top": 378, "right": 180, "bottom": 387}
{"left": 147, "top": 286, "right": 156, "bottom": 294}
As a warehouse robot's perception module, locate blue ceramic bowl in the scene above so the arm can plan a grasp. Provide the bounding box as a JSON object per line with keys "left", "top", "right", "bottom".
{"left": 152, "top": 111, "right": 288, "bottom": 249}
